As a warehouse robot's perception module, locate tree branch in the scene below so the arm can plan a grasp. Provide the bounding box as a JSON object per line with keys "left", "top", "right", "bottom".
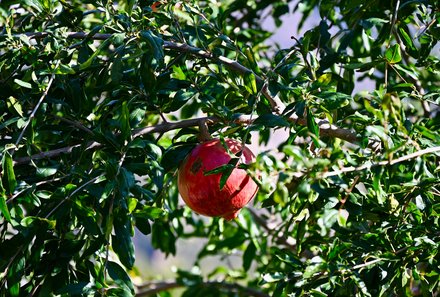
{"left": 17, "top": 30, "right": 359, "bottom": 144}
{"left": 320, "top": 145, "right": 440, "bottom": 178}
{"left": 13, "top": 113, "right": 357, "bottom": 166}
{"left": 136, "top": 280, "right": 269, "bottom": 297}
{"left": 9, "top": 31, "right": 360, "bottom": 166}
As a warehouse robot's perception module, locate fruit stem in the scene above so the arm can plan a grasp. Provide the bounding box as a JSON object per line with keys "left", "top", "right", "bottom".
{"left": 197, "top": 119, "right": 212, "bottom": 142}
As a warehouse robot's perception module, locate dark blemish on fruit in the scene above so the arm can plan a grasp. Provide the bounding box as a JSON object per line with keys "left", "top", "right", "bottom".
{"left": 190, "top": 158, "right": 203, "bottom": 174}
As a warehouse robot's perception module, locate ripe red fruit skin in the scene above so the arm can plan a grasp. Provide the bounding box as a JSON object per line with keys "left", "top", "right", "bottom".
{"left": 177, "top": 138, "right": 258, "bottom": 220}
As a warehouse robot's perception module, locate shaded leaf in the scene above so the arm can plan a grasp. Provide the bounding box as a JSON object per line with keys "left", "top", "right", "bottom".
{"left": 253, "top": 113, "right": 290, "bottom": 128}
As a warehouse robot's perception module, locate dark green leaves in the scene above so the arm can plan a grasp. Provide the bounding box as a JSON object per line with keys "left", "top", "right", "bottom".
{"left": 204, "top": 157, "right": 239, "bottom": 190}
{"left": 161, "top": 143, "right": 195, "bottom": 172}
{"left": 306, "top": 108, "right": 319, "bottom": 138}
{"left": 1, "top": 0, "right": 439, "bottom": 296}
{"left": 139, "top": 30, "right": 164, "bottom": 68}
{"left": 316, "top": 91, "right": 351, "bottom": 111}
{"left": 253, "top": 113, "right": 290, "bottom": 128}
{"left": 112, "top": 214, "right": 135, "bottom": 269}
{"left": 107, "top": 261, "right": 135, "bottom": 295}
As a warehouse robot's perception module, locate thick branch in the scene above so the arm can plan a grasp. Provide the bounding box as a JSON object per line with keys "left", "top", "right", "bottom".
{"left": 9, "top": 31, "right": 360, "bottom": 166}
{"left": 13, "top": 113, "right": 355, "bottom": 166}
{"left": 18, "top": 30, "right": 358, "bottom": 143}
{"left": 136, "top": 280, "right": 269, "bottom": 297}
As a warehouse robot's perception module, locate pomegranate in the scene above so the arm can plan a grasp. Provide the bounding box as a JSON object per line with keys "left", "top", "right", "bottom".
{"left": 177, "top": 138, "right": 258, "bottom": 220}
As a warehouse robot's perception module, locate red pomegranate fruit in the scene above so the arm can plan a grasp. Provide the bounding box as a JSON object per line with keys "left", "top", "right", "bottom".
{"left": 177, "top": 138, "right": 258, "bottom": 220}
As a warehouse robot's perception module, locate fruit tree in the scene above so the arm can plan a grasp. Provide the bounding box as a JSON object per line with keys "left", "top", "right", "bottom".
{"left": 0, "top": 0, "right": 439, "bottom": 296}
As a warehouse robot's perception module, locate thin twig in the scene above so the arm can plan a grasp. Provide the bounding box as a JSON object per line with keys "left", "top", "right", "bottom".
{"left": 52, "top": 115, "right": 94, "bottom": 135}
{"left": 44, "top": 175, "right": 103, "bottom": 218}
{"left": 320, "top": 146, "right": 440, "bottom": 178}
{"left": 12, "top": 61, "right": 60, "bottom": 155}
{"left": 13, "top": 141, "right": 101, "bottom": 165}
{"left": 136, "top": 280, "right": 269, "bottom": 297}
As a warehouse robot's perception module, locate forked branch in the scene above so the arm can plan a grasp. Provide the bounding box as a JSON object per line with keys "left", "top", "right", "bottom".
{"left": 9, "top": 30, "right": 360, "bottom": 166}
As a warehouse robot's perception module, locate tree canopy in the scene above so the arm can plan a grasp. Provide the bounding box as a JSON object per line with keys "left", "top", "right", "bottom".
{"left": 0, "top": 0, "right": 439, "bottom": 296}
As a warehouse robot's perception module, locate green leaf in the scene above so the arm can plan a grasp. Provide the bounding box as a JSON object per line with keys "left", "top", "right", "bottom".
{"left": 219, "top": 164, "right": 235, "bottom": 190}
{"left": 140, "top": 53, "right": 157, "bottom": 93}
{"left": 14, "top": 78, "right": 32, "bottom": 89}
{"left": 306, "top": 109, "right": 319, "bottom": 138}
{"left": 134, "top": 216, "right": 151, "bottom": 235}
{"left": 7, "top": 256, "right": 25, "bottom": 296}
{"left": 36, "top": 167, "right": 58, "bottom": 178}
{"left": 317, "top": 91, "right": 351, "bottom": 110}
{"left": 55, "top": 64, "right": 76, "bottom": 75}
{"left": 79, "top": 37, "right": 112, "bottom": 70}
{"left": 337, "top": 209, "right": 349, "bottom": 227}
{"left": 244, "top": 46, "right": 259, "bottom": 74}
{"left": 134, "top": 206, "right": 166, "bottom": 220}
{"left": 243, "top": 71, "right": 257, "bottom": 95}
{"left": 56, "top": 282, "right": 93, "bottom": 295}
{"left": 112, "top": 215, "right": 135, "bottom": 269}
{"left": 2, "top": 151, "right": 17, "bottom": 195}
{"left": 253, "top": 113, "right": 290, "bottom": 128}
{"left": 0, "top": 195, "right": 11, "bottom": 222}
{"left": 161, "top": 144, "right": 195, "bottom": 172}
{"left": 398, "top": 27, "right": 417, "bottom": 55}
{"left": 139, "top": 30, "right": 164, "bottom": 68}
{"left": 261, "top": 272, "right": 285, "bottom": 284}
{"left": 21, "top": 216, "right": 56, "bottom": 229}
{"left": 120, "top": 101, "right": 131, "bottom": 141}
{"left": 6, "top": 96, "right": 23, "bottom": 117}
{"left": 243, "top": 242, "right": 256, "bottom": 271}
{"left": 385, "top": 44, "right": 402, "bottom": 64}
{"left": 107, "top": 261, "right": 135, "bottom": 294}
{"left": 204, "top": 157, "right": 239, "bottom": 191}
{"left": 105, "top": 288, "right": 133, "bottom": 297}
{"left": 111, "top": 56, "right": 124, "bottom": 84}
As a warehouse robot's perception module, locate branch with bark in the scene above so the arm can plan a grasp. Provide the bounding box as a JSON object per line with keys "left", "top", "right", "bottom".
{"left": 9, "top": 30, "right": 359, "bottom": 166}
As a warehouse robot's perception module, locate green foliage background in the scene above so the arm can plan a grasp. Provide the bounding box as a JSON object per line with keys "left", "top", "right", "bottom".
{"left": 0, "top": 0, "right": 439, "bottom": 296}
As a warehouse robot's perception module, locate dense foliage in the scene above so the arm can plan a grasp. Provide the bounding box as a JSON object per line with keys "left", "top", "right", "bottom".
{"left": 1, "top": 0, "right": 439, "bottom": 296}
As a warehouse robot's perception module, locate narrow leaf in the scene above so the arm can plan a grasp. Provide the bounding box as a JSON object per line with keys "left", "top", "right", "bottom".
{"left": 14, "top": 78, "right": 32, "bottom": 89}
{"left": 243, "top": 71, "right": 257, "bottom": 95}
{"left": 243, "top": 242, "right": 257, "bottom": 271}
{"left": 0, "top": 195, "right": 11, "bottom": 222}
{"left": 306, "top": 109, "right": 319, "bottom": 138}
{"left": 112, "top": 215, "right": 135, "bottom": 269}
{"left": 2, "top": 152, "right": 17, "bottom": 195}
{"left": 219, "top": 164, "right": 235, "bottom": 190}
{"left": 120, "top": 101, "right": 131, "bottom": 141}
{"left": 79, "top": 37, "right": 112, "bottom": 70}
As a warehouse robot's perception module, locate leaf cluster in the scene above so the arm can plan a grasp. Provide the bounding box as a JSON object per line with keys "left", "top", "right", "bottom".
{"left": 0, "top": 0, "right": 439, "bottom": 296}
